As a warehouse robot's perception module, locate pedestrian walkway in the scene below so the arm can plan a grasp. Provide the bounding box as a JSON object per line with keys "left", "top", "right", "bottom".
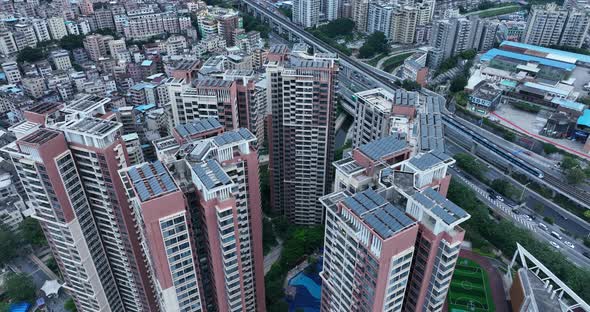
{"left": 456, "top": 174, "right": 536, "bottom": 231}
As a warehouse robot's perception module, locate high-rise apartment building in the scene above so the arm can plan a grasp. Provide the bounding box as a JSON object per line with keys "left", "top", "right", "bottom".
{"left": 2, "top": 128, "right": 125, "bottom": 312}
{"left": 1, "top": 99, "right": 159, "bottom": 312}
{"left": 523, "top": 3, "right": 590, "bottom": 48}
{"left": 352, "top": 0, "right": 370, "bottom": 31}
{"left": 293, "top": 0, "right": 320, "bottom": 28}
{"left": 429, "top": 16, "right": 490, "bottom": 68}
{"left": 390, "top": 5, "right": 419, "bottom": 44}
{"left": 267, "top": 52, "right": 338, "bottom": 225}
{"left": 84, "top": 34, "right": 112, "bottom": 61}
{"left": 32, "top": 19, "right": 52, "bottom": 43}
{"left": 352, "top": 88, "right": 418, "bottom": 148}
{"left": 321, "top": 136, "right": 469, "bottom": 312}
{"left": 119, "top": 161, "right": 206, "bottom": 312}
{"left": 179, "top": 128, "right": 266, "bottom": 312}
{"left": 47, "top": 16, "right": 68, "bottom": 40}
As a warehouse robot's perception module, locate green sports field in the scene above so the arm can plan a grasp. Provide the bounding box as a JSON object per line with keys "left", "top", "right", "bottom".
{"left": 448, "top": 258, "right": 495, "bottom": 312}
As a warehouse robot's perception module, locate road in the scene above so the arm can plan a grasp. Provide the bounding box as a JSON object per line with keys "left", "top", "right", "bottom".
{"left": 264, "top": 241, "right": 283, "bottom": 274}
{"left": 446, "top": 142, "right": 590, "bottom": 268}
{"left": 444, "top": 114, "right": 590, "bottom": 209}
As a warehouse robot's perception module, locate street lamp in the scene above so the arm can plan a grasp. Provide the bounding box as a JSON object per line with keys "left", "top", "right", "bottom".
{"left": 520, "top": 181, "right": 531, "bottom": 203}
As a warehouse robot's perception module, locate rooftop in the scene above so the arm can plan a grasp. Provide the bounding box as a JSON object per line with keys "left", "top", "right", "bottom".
{"left": 358, "top": 135, "right": 408, "bottom": 161}
{"left": 551, "top": 98, "right": 586, "bottom": 112}
{"left": 175, "top": 117, "right": 222, "bottom": 138}
{"left": 192, "top": 159, "right": 232, "bottom": 190}
{"left": 213, "top": 128, "right": 255, "bottom": 146}
{"left": 408, "top": 150, "right": 452, "bottom": 171}
{"left": 19, "top": 128, "right": 60, "bottom": 145}
{"left": 413, "top": 188, "right": 469, "bottom": 225}
{"left": 66, "top": 117, "right": 121, "bottom": 136}
{"left": 578, "top": 109, "right": 590, "bottom": 127}
{"left": 342, "top": 189, "right": 415, "bottom": 239}
{"left": 126, "top": 161, "right": 178, "bottom": 202}
{"left": 333, "top": 157, "right": 364, "bottom": 175}
{"left": 26, "top": 102, "right": 61, "bottom": 115}
{"left": 500, "top": 41, "right": 590, "bottom": 64}
{"left": 481, "top": 49, "right": 576, "bottom": 72}
{"left": 194, "top": 78, "right": 233, "bottom": 88}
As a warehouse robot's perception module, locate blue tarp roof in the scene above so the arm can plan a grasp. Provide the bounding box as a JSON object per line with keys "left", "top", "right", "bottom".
{"left": 500, "top": 41, "right": 590, "bottom": 64}
{"left": 134, "top": 103, "right": 156, "bottom": 112}
{"left": 578, "top": 109, "right": 590, "bottom": 127}
{"left": 551, "top": 98, "right": 586, "bottom": 112}
{"left": 10, "top": 302, "right": 31, "bottom": 312}
{"left": 481, "top": 49, "right": 576, "bottom": 71}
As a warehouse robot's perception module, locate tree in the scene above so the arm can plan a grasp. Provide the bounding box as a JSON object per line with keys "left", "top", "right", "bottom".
{"left": 450, "top": 76, "right": 468, "bottom": 93}
{"left": 278, "top": 5, "right": 292, "bottom": 19}
{"left": 543, "top": 216, "right": 555, "bottom": 224}
{"left": 20, "top": 217, "right": 46, "bottom": 246}
{"left": 459, "top": 49, "right": 477, "bottom": 60}
{"left": 64, "top": 298, "right": 77, "bottom": 312}
{"left": 17, "top": 47, "right": 45, "bottom": 63}
{"left": 543, "top": 143, "right": 559, "bottom": 155}
{"left": 566, "top": 169, "right": 586, "bottom": 185}
{"left": 0, "top": 302, "right": 9, "bottom": 312}
{"left": 402, "top": 79, "right": 421, "bottom": 91}
{"left": 358, "top": 32, "right": 388, "bottom": 59}
{"left": 454, "top": 153, "right": 486, "bottom": 180}
{"left": 560, "top": 156, "right": 579, "bottom": 171}
{"left": 318, "top": 18, "right": 355, "bottom": 37}
{"left": 4, "top": 273, "right": 36, "bottom": 302}
{"left": 491, "top": 179, "right": 515, "bottom": 198}
{"left": 0, "top": 224, "right": 20, "bottom": 265}
{"left": 59, "top": 34, "right": 84, "bottom": 51}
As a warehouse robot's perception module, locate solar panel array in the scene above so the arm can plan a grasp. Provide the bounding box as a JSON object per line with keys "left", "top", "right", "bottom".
{"left": 358, "top": 135, "right": 407, "bottom": 161}
{"left": 175, "top": 118, "right": 222, "bottom": 138}
{"left": 213, "top": 128, "right": 255, "bottom": 146}
{"left": 342, "top": 189, "right": 415, "bottom": 239}
{"left": 419, "top": 113, "right": 444, "bottom": 152}
{"left": 191, "top": 160, "right": 233, "bottom": 190}
{"left": 128, "top": 161, "right": 177, "bottom": 202}
{"left": 409, "top": 150, "right": 451, "bottom": 171}
{"left": 415, "top": 188, "right": 469, "bottom": 225}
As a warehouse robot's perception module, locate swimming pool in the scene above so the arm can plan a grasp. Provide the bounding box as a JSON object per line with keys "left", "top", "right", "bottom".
{"left": 286, "top": 259, "right": 322, "bottom": 312}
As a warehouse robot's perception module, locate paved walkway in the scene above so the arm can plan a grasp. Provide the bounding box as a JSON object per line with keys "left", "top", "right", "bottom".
{"left": 459, "top": 249, "right": 510, "bottom": 312}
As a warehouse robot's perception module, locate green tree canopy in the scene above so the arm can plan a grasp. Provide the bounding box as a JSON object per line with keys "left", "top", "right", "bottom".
{"left": 17, "top": 47, "right": 45, "bottom": 63}
{"left": 358, "top": 32, "right": 388, "bottom": 59}
{"left": 318, "top": 18, "right": 355, "bottom": 37}
{"left": 566, "top": 169, "right": 586, "bottom": 185}
{"left": 542, "top": 143, "right": 559, "bottom": 155}
{"left": 64, "top": 298, "right": 77, "bottom": 312}
{"left": 491, "top": 179, "right": 516, "bottom": 198}
{"left": 20, "top": 217, "right": 46, "bottom": 247}
{"left": 4, "top": 273, "right": 36, "bottom": 302}
{"left": 450, "top": 76, "right": 468, "bottom": 93}
{"left": 59, "top": 34, "right": 84, "bottom": 51}
{"left": 454, "top": 153, "right": 486, "bottom": 180}
{"left": 560, "top": 155, "right": 579, "bottom": 171}
{"left": 0, "top": 223, "right": 21, "bottom": 265}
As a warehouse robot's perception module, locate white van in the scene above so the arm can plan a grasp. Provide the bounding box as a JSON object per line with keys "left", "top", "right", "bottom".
{"left": 551, "top": 231, "right": 562, "bottom": 240}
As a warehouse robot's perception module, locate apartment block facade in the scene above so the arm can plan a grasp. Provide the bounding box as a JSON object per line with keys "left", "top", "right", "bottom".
{"left": 320, "top": 136, "right": 469, "bottom": 312}
{"left": 523, "top": 3, "right": 590, "bottom": 48}
{"left": 267, "top": 53, "right": 338, "bottom": 225}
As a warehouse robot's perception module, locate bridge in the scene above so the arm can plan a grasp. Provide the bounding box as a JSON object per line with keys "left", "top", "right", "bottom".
{"left": 239, "top": 0, "right": 403, "bottom": 93}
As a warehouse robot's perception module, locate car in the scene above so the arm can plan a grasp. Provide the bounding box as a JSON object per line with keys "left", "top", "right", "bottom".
{"left": 538, "top": 223, "right": 548, "bottom": 231}
{"left": 550, "top": 241, "right": 560, "bottom": 249}
{"left": 496, "top": 195, "right": 504, "bottom": 202}
{"left": 564, "top": 241, "right": 575, "bottom": 249}
{"left": 528, "top": 214, "right": 536, "bottom": 220}
{"left": 550, "top": 231, "right": 562, "bottom": 240}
